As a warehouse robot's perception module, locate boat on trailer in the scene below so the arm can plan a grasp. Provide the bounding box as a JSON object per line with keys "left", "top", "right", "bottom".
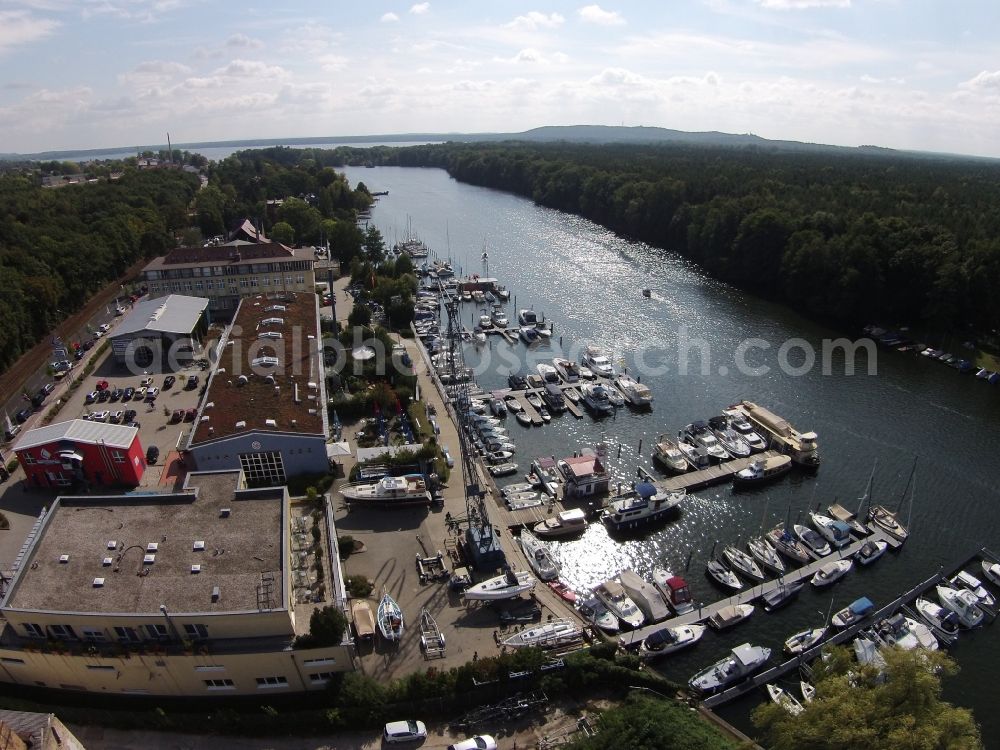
{"left": 377, "top": 589, "right": 404, "bottom": 642}
{"left": 502, "top": 619, "right": 583, "bottom": 649}
{"left": 463, "top": 570, "right": 536, "bottom": 601}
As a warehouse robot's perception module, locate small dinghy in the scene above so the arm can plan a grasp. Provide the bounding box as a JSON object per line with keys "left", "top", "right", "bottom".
{"left": 800, "top": 681, "right": 816, "bottom": 703}
{"left": 767, "top": 684, "right": 804, "bottom": 716}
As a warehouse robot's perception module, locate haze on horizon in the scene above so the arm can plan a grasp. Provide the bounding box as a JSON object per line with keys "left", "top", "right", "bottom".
{"left": 2, "top": 1, "right": 999, "bottom": 158}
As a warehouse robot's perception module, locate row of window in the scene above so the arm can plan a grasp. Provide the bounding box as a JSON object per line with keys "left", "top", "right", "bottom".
{"left": 20, "top": 450, "right": 126, "bottom": 466}
{"left": 146, "top": 261, "right": 311, "bottom": 280}
{"left": 22, "top": 622, "right": 209, "bottom": 642}
{"left": 148, "top": 276, "right": 307, "bottom": 294}
{"left": 203, "top": 674, "right": 332, "bottom": 690}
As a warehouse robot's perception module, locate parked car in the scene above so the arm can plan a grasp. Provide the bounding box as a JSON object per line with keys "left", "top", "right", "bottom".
{"left": 109, "top": 411, "right": 124, "bottom": 424}
{"left": 163, "top": 375, "right": 176, "bottom": 390}
{"left": 146, "top": 446, "right": 160, "bottom": 464}
{"left": 4, "top": 423, "right": 22, "bottom": 440}
{"left": 139, "top": 377, "right": 154, "bottom": 388}
{"left": 170, "top": 409, "right": 184, "bottom": 424}
{"left": 39, "top": 383, "right": 54, "bottom": 397}
{"left": 134, "top": 387, "right": 147, "bottom": 400}
{"left": 122, "top": 387, "right": 135, "bottom": 401}
{"left": 383, "top": 720, "right": 427, "bottom": 744}
{"left": 81, "top": 339, "right": 95, "bottom": 351}
{"left": 123, "top": 409, "right": 137, "bottom": 423}
{"left": 98, "top": 323, "right": 111, "bottom": 333}
{"left": 184, "top": 408, "right": 198, "bottom": 422}
{"left": 145, "top": 387, "right": 159, "bottom": 401}
{"left": 448, "top": 736, "right": 497, "bottom": 750}
{"left": 126, "top": 421, "right": 141, "bottom": 429}
{"left": 95, "top": 380, "right": 109, "bottom": 391}
{"left": 441, "top": 446, "right": 454, "bottom": 468}
{"left": 15, "top": 407, "right": 32, "bottom": 424}
{"left": 91, "top": 411, "right": 109, "bottom": 422}
{"left": 97, "top": 389, "right": 111, "bottom": 403}
{"left": 186, "top": 374, "right": 199, "bottom": 389}
{"left": 109, "top": 388, "right": 123, "bottom": 401}
{"left": 85, "top": 391, "right": 99, "bottom": 404}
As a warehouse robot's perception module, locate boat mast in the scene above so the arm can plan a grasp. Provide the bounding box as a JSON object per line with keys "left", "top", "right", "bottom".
{"left": 896, "top": 457, "right": 917, "bottom": 514}
{"left": 905, "top": 462, "right": 917, "bottom": 531}
{"left": 857, "top": 457, "right": 878, "bottom": 515}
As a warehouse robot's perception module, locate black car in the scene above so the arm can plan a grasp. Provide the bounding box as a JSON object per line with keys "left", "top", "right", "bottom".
{"left": 146, "top": 445, "right": 160, "bottom": 464}
{"left": 15, "top": 407, "right": 32, "bottom": 424}
{"left": 81, "top": 339, "right": 95, "bottom": 351}
{"left": 163, "top": 375, "right": 176, "bottom": 390}
{"left": 109, "top": 388, "right": 123, "bottom": 402}
{"left": 123, "top": 409, "right": 137, "bottom": 423}
{"left": 507, "top": 373, "right": 528, "bottom": 390}
{"left": 97, "top": 389, "right": 110, "bottom": 402}
{"left": 122, "top": 387, "right": 135, "bottom": 401}
{"left": 186, "top": 374, "right": 199, "bottom": 389}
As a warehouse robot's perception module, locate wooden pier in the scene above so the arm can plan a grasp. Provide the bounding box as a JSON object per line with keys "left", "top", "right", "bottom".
{"left": 646, "top": 450, "right": 785, "bottom": 493}
{"left": 562, "top": 391, "right": 583, "bottom": 419}
{"left": 701, "top": 546, "right": 998, "bottom": 708}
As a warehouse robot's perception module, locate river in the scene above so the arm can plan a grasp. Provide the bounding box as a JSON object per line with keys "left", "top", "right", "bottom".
{"left": 342, "top": 164, "right": 1000, "bottom": 744}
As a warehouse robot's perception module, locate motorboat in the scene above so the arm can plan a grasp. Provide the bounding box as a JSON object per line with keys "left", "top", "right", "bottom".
{"left": 494, "top": 285, "right": 510, "bottom": 300}
{"left": 707, "top": 415, "right": 750, "bottom": 458}
{"left": 688, "top": 643, "right": 771, "bottom": 695}
{"left": 533, "top": 508, "right": 588, "bottom": 538}
{"left": 601, "top": 483, "right": 686, "bottom": 532}
{"left": 867, "top": 505, "right": 908, "bottom": 543}
{"left": 377, "top": 590, "right": 404, "bottom": 642}
{"left": 501, "top": 482, "right": 534, "bottom": 497}
{"left": 463, "top": 570, "right": 536, "bottom": 601}
{"left": 486, "top": 450, "right": 514, "bottom": 463}
{"left": 519, "top": 326, "right": 540, "bottom": 344}
{"left": 580, "top": 383, "right": 614, "bottom": 416}
{"left": 553, "top": 357, "right": 580, "bottom": 383}
{"left": 541, "top": 384, "right": 566, "bottom": 412}
{"left": 547, "top": 580, "right": 577, "bottom": 603}
{"left": 759, "top": 581, "right": 805, "bottom": 612}
{"left": 636, "top": 624, "right": 706, "bottom": 661}
{"left": 915, "top": 597, "right": 961, "bottom": 637}
{"left": 827, "top": 502, "right": 868, "bottom": 537}
{"left": 578, "top": 595, "right": 619, "bottom": 633}
{"left": 767, "top": 526, "right": 812, "bottom": 564}
{"left": 461, "top": 290, "right": 472, "bottom": 302}
{"left": 651, "top": 569, "right": 695, "bottom": 615}
{"left": 503, "top": 394, "right": 523, "bottom": 412}
{"left": 981, "top": 560, "right": 1000, "bottom": 587}
{"left": 340, "top": 474, "right": 432, "bottom": 507}
{"left": 784, "top": 626, "right": 827, "bottom": 655}
{"left": 676, "top": 436, "right": 710, "bottom": 469}
{"left": 563, "top": 387, "right": 580, "bottom": 404}
{"left": 747, "top": 537, "right": 786, "bottom": 574}
{"left": 538, "top": 406, "right": 552, "bottom": 423}
{"left": 604, "top": 385, "right": 625, "bottom": 408}
{"left": 594, "top": 580, "right": 646, "bottom": 629}
{"left": 723, "top": 545, "right": 766, "bottom": 580}
{"left": 581, "top": 345, "right": 615, "bottom": 378}
{"left": 478, "top": 313, "right": 493, "bottom": 329}
{"left": 707, "top": 603, "right": 755, "bottom": 630}
{"left": 491, "top": 306, "right": 509, "bottom": 328}
{"left": 793, "top": 524, "right": 831, "bottom": 557}
{"left": 800, "top": 681, "right": 816, "bottom": 703}
{"left": 831, "top": 596, "right": 875, "bottom": 628}
{"left": 472, "top": 290, "right": 486, "bottom": 304}
{"left": 722, "top": 408, "right": 768, "bottom": 452}
{"left": 528, "top": 458, "right": 561, "bottom": 496}
{"left": 502, "top": 619, "right": 583, "bottom": 649}
{"left": 515, "top": 411, "right": 532, "bottom": 426}
{"left": 504, "top": 489, "right": 538, "bottom": 507}
{"left": 613, "top": 374, "right": 653, "bottom": 408}
{"left": 767, "top": 684, "right": 804, "bottom": 716}
{"left": 853, "top": 634, "right": 887, "bottom": 674}
{"left": 681, "top": 422, "right": 729, "bottom": 463}
{"left": 536, "top": 363, "right": 560, "bottom": 384}
{"left": 519, "top": 528, "right": 559, "bottom": 582}
{"left": 733, "top": 455, "right": 793, "bottom": 487}
{"left": 874, "top": 613, "right": 938, "bottom": 651}
{"left": 473, "top": 327, "right": 487, "bottom": 346}
{"left": 652, "top": 434, "right": 689, "bottom": 473}
{"left": 578, "top": 366, "right": 595, "bottom": 379}
{"left": 949, "top": 570, "right": 996, "bottom": 608}
{"left": 525, "top": 392, "right": 543, "bottom": 410}
{"left": 855, "top": 539, "right": 889, "bottom": 566}
{"left": 618, "top": 569, "right": 671, "bottom": 624}
{"left": 518, "top": 309, "right": 539, "bottom": 326}
{"left": 490, "top": 398, "right": 507, "bottom": 417}
{"left": 811, "top": 559, "right": 853, "bottom": 588}
{"left": 706, "top": 559, "right": 743, "bottom": 591}
{"left": 350, "top": 599, "right": 376, "bottom": 641}
{"left": 936, "top": 584, "right": 985, "bottom": 628}
{"left": 809, "top": 512, "right": 853, "bottom": 549}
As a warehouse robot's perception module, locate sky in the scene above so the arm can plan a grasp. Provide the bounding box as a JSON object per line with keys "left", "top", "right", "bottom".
{"left": 2, "top": 1, "right": 1000, "bottom": 157}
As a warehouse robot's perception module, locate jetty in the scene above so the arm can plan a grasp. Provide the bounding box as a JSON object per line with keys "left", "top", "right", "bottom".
{"left": 647, "top": 450, "right": 786, "bottom": 493}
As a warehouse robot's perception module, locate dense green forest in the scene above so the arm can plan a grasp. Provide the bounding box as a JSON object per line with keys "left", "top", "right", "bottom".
{"left": 327, "top": 141, "right": 1000, "bottom": 335}
{"left": 0, "top": 169, "right": 197, "bottom": 370}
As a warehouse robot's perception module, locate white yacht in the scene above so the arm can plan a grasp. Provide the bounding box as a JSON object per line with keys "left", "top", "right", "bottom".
{"left": 517, "top": 309, "right": 539, "bottom": 326}
{"left": 518, "top": 528, "right": 559, "bottom": 581}
{"left": 519, "top": 326, "right": 540, "bottom": 344}
{"left": 915, "top": 597, "right": 961, "bottom": 637}
{"left": 594, "top": 580, "right": 646, "bottom": 629}
{"left": 681, "top": 422, "right": 729, "bottom": 463}
{"left": 722, "top": 408, "right": 768, "bottom": 452}
{"left": 578, "top": 595, "right": 619, "bottom": 633}
{"left": 340, "top": 474, "right": 431, "bottom": 507}
{"left": 875, "top": 613, "right": 938, "bottom": 651}
{"left": 618, "top": 569, "right": 671, "bottom": 624}
{"left": 652, "top": 435, "right": 689, "bottom": 473}
{"left": 536, "top": 363, "right": 560, "bottom": 384}
{"left": 936, "top": 584, "right": 985, "bottom": 628}
{"left": 552, "top": 357, "right": 580, "bottom": 383}
{"left": 581, "top": 345, "right": 615, "bottom": 378}
{"left": 811, "top": 559, "right": 852, "bottom": 588}
{"left": 651, "top": 569, "right": 696, "bottom": 614}
{"left": 463, "top": 570, "right": 536, "bottom": 601}
{"left": 478, "top": 313, "right": 493, "bottom": 329}
{"left": 601, "top": 483, "right": 686, "bottom": 532}
{"left": 491, "top": 306, "right": 509, "bottom": 328}
{"left": 809, "top": 512, "right": 853, "bottom": 549}
{"left": 708, "top": 415, "right": 751, "bottom": 457}
{"left": 502, "top": 619, "right": 582, "bottom": 649}
{"left": 613, "top": 374, "right": 653, "bottom": 408}
{"left": 688, "top": 643, "right": 771, "bottom": 695}
{"left": 949, "top": 570, "right": 996, "bottom": 608}
{"left": 636, "top": 624, "right": 706, "bottom": 661}
{"left": 580, "top": 382, "right": 614, "bottom": 416}
{"left": 533, "top": 508, "right": 588, "bottom": 538}
{"left": 784, "top": 626, "right": 827, "bottom": 655}
{"left": 793, "top": 524, "right": 831, "bottom": 557}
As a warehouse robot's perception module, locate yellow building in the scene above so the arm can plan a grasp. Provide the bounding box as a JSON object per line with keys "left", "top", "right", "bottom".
{"left": 140, "top": 242, "right": 317, "bottom": 316}
{"left": 0, "top": 471, "right": 354, "bottom": 696}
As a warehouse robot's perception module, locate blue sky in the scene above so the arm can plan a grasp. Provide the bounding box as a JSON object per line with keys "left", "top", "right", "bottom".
{"left": 2, "top": 1, "right": 999, "bottom": 156}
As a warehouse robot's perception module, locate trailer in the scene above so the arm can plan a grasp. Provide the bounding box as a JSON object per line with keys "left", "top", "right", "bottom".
{"left": 416, "top": 552, "right": 449, "bottom": 583}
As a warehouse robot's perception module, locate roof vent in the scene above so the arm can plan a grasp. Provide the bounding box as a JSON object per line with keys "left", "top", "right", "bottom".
{"left": 236, "top": 375, "right": 248, "bottom": 386}
{"left": 93, "top": 577, "right": 105, "bottom": 587}
{"left": 200, "top": 415, "right": 210, "bottom": 423}
{"left": 290, "top": 419, "right": 297, "bottom": 427}
{"left": 274, "top": 385, "right": 280, "bottom": 395}
{"left": 102, "top": 557, "right": 113, "bottom": 566}
{"left": 143, "top": 554, "right": 156, "bottom": 564}
{"left": 211, "top": 586, "right": 221, "bottom": 603}
{"left": 59, "top": 555, "right": 70, "bottom": 564}
{"left": 107, "top": 540, "right": 117, "bottom": 550}
{"left": 146, "top": 542, "right": 158, "bottom": 553}
{"left": 193, "top": 540, "right": 205, "bottom": 551}
{"left": 205, "top": 402, "right": 215, "bottom": 409}
{"left": 219, "top": 508, "right": 231, "bottom": 518}
{"left": 190, "top": 564, "right": 201, "bottom": 574}
{"left": 264, "top": 374, "right": 275, "bottom": 384}
{"left": 265, "top": 418, "right": 277, "bottom": 428}
{"left": 308, "top": 408, "right": 317, "bottom": 415}
{"left": 307, "top": 382, "right": 317, "bottom": 390}
{"left": 215, "top": 369, "right": 226, "bottom": 375}
{"left": 235, "top": 420, "right": 246, "bottom": 430}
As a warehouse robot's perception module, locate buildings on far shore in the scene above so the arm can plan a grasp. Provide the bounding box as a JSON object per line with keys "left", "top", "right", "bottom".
{"left": 0, "top": 470, "right": 351, "bottom": 697}
{"left": 14, "top": 420, "right": 145, "bottom": 490}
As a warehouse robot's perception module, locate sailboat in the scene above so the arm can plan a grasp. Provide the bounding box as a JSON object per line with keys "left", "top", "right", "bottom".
{"left": 377, "top": 588, "right": 404, "bottom": 641}
{"left": 867, "top": 458, "right": 915, "bottom": 543}
{"left": 828, "top": 459, "right": 877, "bottom": 537}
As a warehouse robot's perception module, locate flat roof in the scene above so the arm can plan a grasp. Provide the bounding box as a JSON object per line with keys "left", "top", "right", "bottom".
{"left": 16, "top": 419, "right": 138, "bottom": 451}
{"left": 189, "top": 291, "right": 325, "bottom": 445}
{"left": 142, "top": 242, "right": 314, "bottom": 272}
{"left": 3, "top": 471, "right": 284, "bottom": 615}
{"left": 111, "top": 295, "right": 208, "bottom": 338}
{"left": 559, "top": 454, "right": 606, "bottom": 479}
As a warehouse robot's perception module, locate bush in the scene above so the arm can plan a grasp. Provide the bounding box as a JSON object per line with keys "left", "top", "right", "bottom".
{"left": 295, "top": 606, "right": 347, "bottom": 648}
{"left": 345, "top": 575, "right": 373, "bottom": 598}
{"left": 337, "top": 535, "right": 355, "bottom": 559}
{"left": 286, "top": 472, "right": 334, "bottom": 496}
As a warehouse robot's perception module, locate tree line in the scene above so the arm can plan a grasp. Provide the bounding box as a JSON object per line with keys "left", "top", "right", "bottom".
{"left": 337, "top": 141, "right": 1000, "bottom": 337}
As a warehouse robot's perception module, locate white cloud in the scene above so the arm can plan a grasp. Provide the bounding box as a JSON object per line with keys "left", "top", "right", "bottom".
{"left": 410, "top": 3, "right": 430, "bottom": 15}
{"left": 497, "top": 48, "right": 569, "bottom": 65}
{"left": 226, "top": 33, "right": 263, "bottom": 49}
{"left": 961, "top": 70, "right": 1000, "bottom": 91}
{"left": 578, "top": 4, "right": 625, "bottom": 26}
{"left": 213, "top": 59, "right": 287, "bottom": 79}
{"left": 0, "top": 10, "right": 59, "bottom": 53}
{"left": 317, "top": 54, "right": 348, "bottom": 72}
{"left": 504, "top": 12, "right": 565, "bottom": 31}
{"left": 381, "top": 12, "right": 399, "bottom": 22}
{"left": 756, "top": 0, "right": 850, "bottom": 8}
{"left": 860, "top": 74, "right": 905, "bottom": 85}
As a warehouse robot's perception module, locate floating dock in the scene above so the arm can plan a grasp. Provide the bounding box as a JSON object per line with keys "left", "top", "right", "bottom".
{"left": 653, "top": 450, "right": 785, "bottom": 493}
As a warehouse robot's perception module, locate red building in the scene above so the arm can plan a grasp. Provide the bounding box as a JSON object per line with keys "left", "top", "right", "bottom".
{"left": 15, "top": 419, "right": 145, "bottom": 489}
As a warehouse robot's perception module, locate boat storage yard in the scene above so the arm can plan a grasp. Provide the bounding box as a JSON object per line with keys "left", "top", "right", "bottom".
{"left": 334, "top": 250, "right": 999, "bottom": 718}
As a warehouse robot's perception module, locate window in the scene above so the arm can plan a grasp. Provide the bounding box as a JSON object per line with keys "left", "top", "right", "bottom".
{"left": 250, "top": 276, "right": 258, "bottom": 287}
{"left": 81, "top": 628, "right": 107, "bottom": 642}
{"left": 194, "top": 665, "right": 225, "bottom": 672}
{"left": 296, "top": 275, "right": 305, "bottom": 285}
{"left": 50, "top": 624, "right": 77, "bottom": 640}
{"left": 255, "top": 676, "right": 288, "bottom": 688}
{"left": 21, "top": 454, "right": 35, "bottom": 465}
{"left": 112, "top": 452, "right": 125, "bottom": 464}
{"left": 203, "top": 679, "right": 235, "bottom": 690}
{"left": 240, "top": 278, "right": 250, "bottom": 288}
{"left": 86, "top": 664, "right": 115, "bottom": 671}
{"left": 114, "top": 626, "right": 139, "bottom": 643}
{"left": 195, "top": 281, "right": 203, "bottom": 291}
{"left": 184, "top": 282, "right": 193, "bottom": 292}
{"left": 184, "top": 623, "right": 209, "bottom": 639}
{"left": 144, "top": 623, "right": 168, "bottom": 640}
{"left": 303, "top": 657, "right": 336, "bottom": 666}
{"left": 23, "top": 623, "right": 44, "bottom": 638}
{"left": 2, "top": 657, "right": 25, "bottom": 665}
{"left": 309, "top": 672, "right": 336, "bottom": 684}
{"left": 239, "top": 451, "right": 285, "bottom": 487}
{"left": 262, "top": 276, "right": 270, "bottom": 287}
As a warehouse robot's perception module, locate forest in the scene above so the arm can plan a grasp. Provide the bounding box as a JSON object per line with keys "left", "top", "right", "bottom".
{"left": 0, "top": 169, "right": 197, "bottom": 371}
{"left": 330, "top": 141, "right": 1000, "bottom": 337}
